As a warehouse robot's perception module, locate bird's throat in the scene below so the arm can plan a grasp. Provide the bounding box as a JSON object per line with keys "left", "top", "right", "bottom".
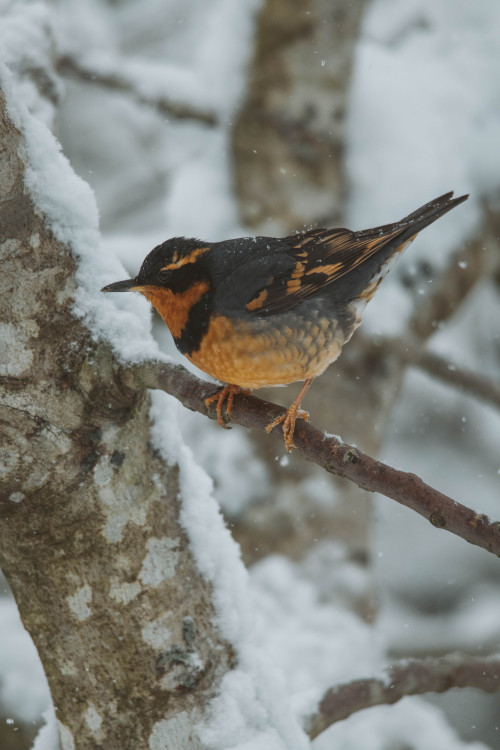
{"left": 140, "top": 282, "right": 209, "bottom": 338}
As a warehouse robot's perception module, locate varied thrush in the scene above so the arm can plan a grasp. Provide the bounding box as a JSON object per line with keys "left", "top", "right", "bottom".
{"left": 102, "top": 191, "right": 468, "bottom": 451}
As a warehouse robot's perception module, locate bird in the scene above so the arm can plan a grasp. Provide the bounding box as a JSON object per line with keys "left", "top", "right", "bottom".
{"left": 102, "top": 191, "right": 468, "bottom": 451}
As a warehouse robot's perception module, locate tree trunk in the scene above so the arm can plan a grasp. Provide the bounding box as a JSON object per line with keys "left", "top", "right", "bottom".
{"left": 232, "top": 0, "right": 367, "bottom": 234}
{"left": 0, "top": 86, "right": 231, "bottom": 750}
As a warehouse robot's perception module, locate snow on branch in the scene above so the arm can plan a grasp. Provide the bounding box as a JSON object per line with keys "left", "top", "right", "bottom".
{"left": 305, "top": 652, "right": 500, "bottom": 739}
{"left": 56, "top": 54, "right": 218, "bottom": 126}
{"left": 122, "top": 361, "right": 500, "bottom": 558}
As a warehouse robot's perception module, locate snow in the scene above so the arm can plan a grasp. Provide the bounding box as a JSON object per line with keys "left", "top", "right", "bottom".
{"left": 1, "top": 0, "right": 500, "bottom": 748}
{"left": 0, "top": 1, "right": 52, "bottom": 69}
{"left": 0, "top": 597, "right": 50, "bottom": 723}
{"left": 0, "top": 60, "right": 162, "bottom": 365}
{"left": 176, "top": 407, "right": 271, "bottom": 517}
{"left": 163, "top": 128, "right": 243, "bottom": 240}
{"left": 149, "top": 393, "right": 309, "bottom": 749}
{"left": 0, "top": 0, "right": 58, "bottom": 126}
{"left": 248, "top": 555, "right": 383, "bottom": 720}
{"left": 31, "top": 707, "right": 59, "bottom": 750}
{"left": 379, "top": 584, "right": 500, "bottom": 656}
{"left": 317, "top": 698, "right": 490, "bottom": 750}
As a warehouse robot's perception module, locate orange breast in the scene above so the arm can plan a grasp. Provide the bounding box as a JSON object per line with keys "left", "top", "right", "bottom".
{"left": 186, "top": 314, "right": 346, "bottom": 389}
{"left": 140, "top": 285, "right": 348, "bottom": 388}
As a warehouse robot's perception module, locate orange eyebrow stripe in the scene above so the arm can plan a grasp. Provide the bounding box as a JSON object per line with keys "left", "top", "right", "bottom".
{"left": 161, "top": 246, "right": 209, "bottom": 272}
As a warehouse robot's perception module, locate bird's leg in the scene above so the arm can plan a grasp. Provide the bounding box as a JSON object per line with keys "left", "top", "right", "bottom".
{"left": 205, "top": 384, "right": 251, "bottom": 428}
{"left": 266, "top": 378, "right": 314, "bottom": 452}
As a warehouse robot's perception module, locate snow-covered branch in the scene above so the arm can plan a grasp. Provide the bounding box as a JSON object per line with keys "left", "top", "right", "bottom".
{"left": 305, "top": 652, "right": 500, "bottom": 739}
{"left": 122, "top": 361, "right": 500, "bottom": 558}
{"left": 57, "top": 54, "right": 218, "bottom": 126}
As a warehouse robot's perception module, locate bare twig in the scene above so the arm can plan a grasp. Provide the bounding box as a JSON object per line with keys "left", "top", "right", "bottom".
{"left": 400, "top": 347, "right": 500, "bottom": 407}
{"left": 122, "top": 361, "right": 500, "bottom": 558}
{"left": 305, "top": 652, "right": 500, "bottom": 739}
{"left": 56, "top": 55, "right": 218, "bottom": 126}
{"left": 384, "top": 338, "right": 500, "bottom": 410}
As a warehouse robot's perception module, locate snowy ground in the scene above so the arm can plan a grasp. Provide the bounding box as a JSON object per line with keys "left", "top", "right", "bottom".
{"left": 1, "top": 0, "right": 500, "bottom": 748}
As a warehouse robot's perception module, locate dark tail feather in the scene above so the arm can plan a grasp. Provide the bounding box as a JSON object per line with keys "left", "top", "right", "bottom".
{"left": 331, "top": 191, "right": 469, "bottom": 305}
{"left": 398, "top": 191, "right": 469, "bottom": 235}
{"left": 357, "top": 191, "right": 469, "bottom": 244}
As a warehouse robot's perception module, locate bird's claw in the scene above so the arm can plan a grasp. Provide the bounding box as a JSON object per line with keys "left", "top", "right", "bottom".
{"left": 266, "top": 408, "right": 309, "bottom": 452}
{"left": 205, "top": 385, "right": 251, "bottom": 428}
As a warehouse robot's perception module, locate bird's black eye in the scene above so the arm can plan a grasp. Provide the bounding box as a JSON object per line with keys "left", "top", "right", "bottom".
{"left": 158, "top": 269, "right": 171, "bottom": 283}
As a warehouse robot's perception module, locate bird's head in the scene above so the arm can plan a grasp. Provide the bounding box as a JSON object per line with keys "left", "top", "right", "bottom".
{"left": 101, "top": 237, "right": 211, "bottom": 296}
{"left": 101, "top": 237, "right": 212, "bottom": 338}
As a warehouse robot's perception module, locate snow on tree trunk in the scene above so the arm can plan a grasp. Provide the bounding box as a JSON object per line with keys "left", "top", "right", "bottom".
{"left": 0, "top": 85, "right": 232, "bottom": 750}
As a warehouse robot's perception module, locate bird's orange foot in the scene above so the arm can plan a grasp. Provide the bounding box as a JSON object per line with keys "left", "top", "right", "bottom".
{"left": 266, "top": 407, "right": 310, "bottom": 452}
{"left": 205, "top": 384, "right": 251, "bottom": 428}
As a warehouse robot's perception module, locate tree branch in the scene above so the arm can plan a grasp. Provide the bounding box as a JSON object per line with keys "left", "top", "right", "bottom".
{"left": 305, "top": 652, "right": 500, "bottom": 739}
{"left": 56, "top": 55, "right": 218, "bottom": 126}
{"left": 383, "top": 338, "right": 500, "bottom": 410}
{"left": 122, "top": 361, "right": 500, "bottom": 557}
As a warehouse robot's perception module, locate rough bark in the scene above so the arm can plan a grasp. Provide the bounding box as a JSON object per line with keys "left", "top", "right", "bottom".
{"left": 0, "top": 88, "right": 232, "bottom": 749}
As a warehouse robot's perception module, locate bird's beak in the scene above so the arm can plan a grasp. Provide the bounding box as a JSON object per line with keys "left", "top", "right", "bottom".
{"left": 101, "top": 278, "right": 139, "bottom": 293}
